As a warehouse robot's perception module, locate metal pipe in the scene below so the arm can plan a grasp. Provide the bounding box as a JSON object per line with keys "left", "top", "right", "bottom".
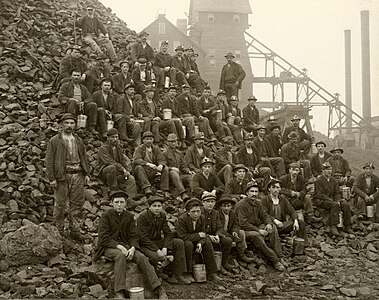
{"left": 344, "top": 30, "right": 352, "bottom": 133}
{"left": 361, "top": 10, "right": 371, "bottom": 121}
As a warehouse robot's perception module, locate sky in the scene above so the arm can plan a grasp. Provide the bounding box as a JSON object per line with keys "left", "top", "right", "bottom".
{"left": 100, "top": 0, "right": 378, "bottom": 135}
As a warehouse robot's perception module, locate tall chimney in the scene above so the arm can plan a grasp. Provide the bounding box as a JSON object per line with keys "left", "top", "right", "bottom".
{"left": 361, "top": 10, "right": 371, "bottom": 121}
{"left": 344, "top": 30, "right": 352, "bottom": 133}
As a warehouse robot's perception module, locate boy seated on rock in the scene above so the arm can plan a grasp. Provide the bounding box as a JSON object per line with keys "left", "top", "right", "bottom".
{"left": 176, "top": 198, "right": 222, "bottom": 282}
{"left": 216, "top": 195, "right": 254, "bottom": 264}
{"left": 137, "top": 196, "right": 191, "bottom": 285}
{"left": 200, "top": 192, "right": 234, "bottom": 274}
{"left": 261, "top": 179, "right": 307, "bottom": 249}
{"left": 93, "top": 191, "right": 167, "bottom": 299}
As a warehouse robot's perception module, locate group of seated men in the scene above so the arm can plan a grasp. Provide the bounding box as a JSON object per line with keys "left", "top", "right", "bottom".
{"left": 94, "top": 151, "right": 379, "bottom": 298}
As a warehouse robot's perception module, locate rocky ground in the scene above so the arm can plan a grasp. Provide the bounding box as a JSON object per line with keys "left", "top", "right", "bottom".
{"left": 1, "top": 0, "right": 379, "bottom": 299}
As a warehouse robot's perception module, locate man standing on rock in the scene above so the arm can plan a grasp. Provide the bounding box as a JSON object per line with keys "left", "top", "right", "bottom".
{"left": 94, "top": 190, "right": 168, "bottom": 299}
{"left": 219, "top": 52, "right": 246, "bottom": 100}
{"left": 45, "top": 113, "right": 90, "bottom": 241}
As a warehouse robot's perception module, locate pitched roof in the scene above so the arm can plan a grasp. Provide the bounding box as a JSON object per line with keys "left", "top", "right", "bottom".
{"left": 190, "top": 0, "right": 252, "bottom": 14}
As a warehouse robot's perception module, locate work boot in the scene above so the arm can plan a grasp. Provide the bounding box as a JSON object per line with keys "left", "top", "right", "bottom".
{"left": 176, "top": 274, "right": 191, "bottom": 285}
{"left": 274, "top": 261, "right": 285, "bottom": 272}
{"left": 344, "top": 226, "right": 354, "bottom": 234}
{"left": 155, "top": 285, "right": 168, "bottom": 299}
{"left": 330, "top": 225, "right": 341, "bottom": 236}
{"left": 114, "top": 291, "right": 126, "bottom": 299}
{"left": 208, "top": 273, "right": 222, "bottom": 282}
{"left": 222, "top": 262, "right": 235, "bottom": 272}
{"left": 239, "top": 254, "right": 254, "bottom": 264}
{"left": 184, "top": 273, "right": 195, "bottom": 283}
{"left": 219, "top": 267, "right": 228, "bottom": 275}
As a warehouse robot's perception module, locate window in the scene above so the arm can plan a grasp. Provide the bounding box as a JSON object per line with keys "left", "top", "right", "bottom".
{"left": 173, "top": 41, "right": 181, "bottom": 52}
{"left": 208, "top": 13, "right": 214, "bottom": 22}
{"left": 159, "top": 23, "right": 166, "bottom": 34}
{"left": 235, "top": 50, "right": 241, "bottom": 63}
{"left": 233, "top": 14, "right": 240, "bottom": 23}
{"left": 209, "top": 49, "right": 216, "bottom": 66}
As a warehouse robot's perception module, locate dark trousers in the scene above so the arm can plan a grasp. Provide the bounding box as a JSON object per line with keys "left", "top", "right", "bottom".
{"left": 100, "top": 165, "right": 138, "bottom": 198}
{"left": 276, "top": 220, "right": 307, "bottom": 240}
{"left": 245, "top": 230, "right": 279, "bottom": 264}
{"left": 224, "top": 82, "right": 238, "bottom": 99}
{"left": 134, "top": 165, "right": 169, "bottom": 191}
{"left": 355, "top": 195, "right": 378, "bottom": 216}
{"left": 66, "top": 100, "right": 97, "bottom": 127}
{"left": 114, "top": 114, "right": 142, "bottom": 147}
{"left": 141, "top": 238, "right": 187, "bottom": 274}
{"left": 212, "top": 236, "right": 233, "bottom": 266}
{"left": 53, "top": 173, "right": 85, "bottom": 233}
{"left": 286, "top": 194, "right": 315, "bottom": 217}
{"left": 184, "top": 239, "right": 218, "bottom": 275}
{"left": 317, "top": 199, "right": 351, "bottom": 226}
{"left": 104, "top": 248, "right": 161, "bottom": 294}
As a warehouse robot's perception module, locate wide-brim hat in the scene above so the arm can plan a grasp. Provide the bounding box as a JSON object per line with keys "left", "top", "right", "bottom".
{"left": 315, "top": 141, "right": 326, "bottom": 147}
{"left": 60, "top": 113, "right": 76, "bottom": 123}
{"left": 321, "top": 162, "right": 332, "bottom": 169}
{"left": 363, "top": 162, "right": 375, "bottom": 169}
{"left": 248, "top": 96, "right": 258, "bottom": 101}
{"left": 270, "top": 124, "right": 281, "bottom": 131}
{"left": 110, "top": 190, "right": 128, "bottom": 200}
{"left": 225, "top": 52, "right": 235, "bottom": 58}
{"left": 245, "top": 180, "right": 259, "bottom": 193}
{"left": 194, "top": 132, "right": 205, "bottom": 140}
{"left": 216, "top": 195, "right": 236, "bottom": 208}
{"left": 148, "top": 196, "right": 165, "bottom": 206}
{"left": 233, "top": 164, "right": 248, "bottom": 172}
{"left": 185, "top": 198, "right": 202, "bottom": 211}
{"left": 291, "top": 115, "right": 301, "bottom": 121}
{"left": 200, "top": 157, "right": 215, "bottom": 166}
{"left": 144, "top": 85, "right": 155, "bottom": 93}
{"left": 167, "top": 133, "right": 178, "bottom": 142}
{"left": 107, "top": 128, "right": 119, "bottom": 136}
{"left": 330, "top": 147, "right": 344, "bottom": 154}
{"left": 167, "top": 86, "right": 177, "bottom": 91}
{"left": 142, "top": 131, "right": 154, "bottom": 139}
{"left": 137, "top": 57, "right": 147, "bottom": 64}
{"left": 175, "top": 45, "right": 185, "bottom": 52}
{"left": 244, "top": 132, "right": 254, "bottom": 140}
{"left": 287, "top": 131, "right": 299, "bottom": 140}
{"left": 124, "top": 83, "right": 136, "bottom": 91}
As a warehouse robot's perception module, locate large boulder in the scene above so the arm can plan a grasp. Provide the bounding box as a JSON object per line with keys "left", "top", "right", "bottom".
{"left": 0, "top": 223, "right": 62, "bottom": 266}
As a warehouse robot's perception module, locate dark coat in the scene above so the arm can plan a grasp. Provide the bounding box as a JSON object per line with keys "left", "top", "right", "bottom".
{"left": 314, "top": 175, "right": 341, "bottom": 205}
{"left": 172, "top": 55, "right": 190, "bottom": 74}
{"left": 45, "top": 132, "right": 89, "bottom": 182}
{"left": 133, "top": 143, "right": 164, "bottom": 167}
{"left": 161, "top": 97, "right": 180, "bottom": 118}
{"left": 161, "top": 147, "right": 189, "bottom": 173}
{"left": 155, "top": 52, "right": 173, "bottom": 68}
{"left": 94, "top": 208, "right": 139, "bottom": 262}
{"left": 215, "top": 147, "right": 237, "bottom": 172}
{"left": 115, "top": 94, "right": 139, "bottom": 119}
{"left": 280, "top": 142, "right": 301, "bottom": 166}
{"left": 76, "top": 15, "right": 107, "bottom": 37}
{"left": 131, "top": 68, "right": 152, "bottom": 86}
{"left": 266, "top": 133, "right": 283, "bottom": 157}
{"left": 175, "top": 94, "right": 200, "bottom": 118}
{"left": 184, "top": 145, "right": 213, "bottom": 172}
{"left": 279, "top": 174, "right": 307, "bottom": 200}
{"left": 94, "top": 141, "right": 127, "bottom": 177}
{"left": 353, "top": 172, "right": 379, "bottom": 199}
{"left": 224, "top": 177, "right": 250, "bottom": 199}
{"left": 326, "top": 156, "right": 352, "bottom": 177}
{"left": 236, "top": 145, "right": 263, "bottom": 169}
{"left": 261, "top": 195, "right": 297, "bottom": 222}
{"left": 252, "top": 136, "right": 276, "bottom": 158}
{"left": 112, "top": 73, "right": 132, "bottom": 95}
{"left": 130, "top": 42, "right": 155, "bottom": 63}
{"left": 282, "top": 125, "right": 311, "bottom": 144}
{"left": 176, "top": 213, "right": 207, "bottom": 243}
{"left": 92, "top": 90, "right": 118, "bottom": 114}
{"left": 219, "top": 61, "right": 246, "bottom": 89}
{"left": 58, "top": 81, "right": 92, "bottom": 104}
{"left": 201, "top": 208, "right": 224, "bottom": 236}
{"left": 310, "top": 152, "right": 332, "bottom": 177}
{"left": 137, "top": 98, "right": 160, "bottom": 119}
{"left": 242, "top": 105, "right": 259, "bottom": 126}
{"left": 235, "top": 196, "right": 272, "bottom": 232}
{"left": 218, "top": 209, "right": 240, "bottom": 235}
{"left": 137, "top": 209, "right": 174, "bottom": 251}
{"left": 191, "top": 172, "right": 224, "bottom": 198}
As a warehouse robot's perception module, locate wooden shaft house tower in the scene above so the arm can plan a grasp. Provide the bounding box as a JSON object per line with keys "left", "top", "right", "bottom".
{"left": 188, "top": 0, "right": 254, "bottom": 100}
